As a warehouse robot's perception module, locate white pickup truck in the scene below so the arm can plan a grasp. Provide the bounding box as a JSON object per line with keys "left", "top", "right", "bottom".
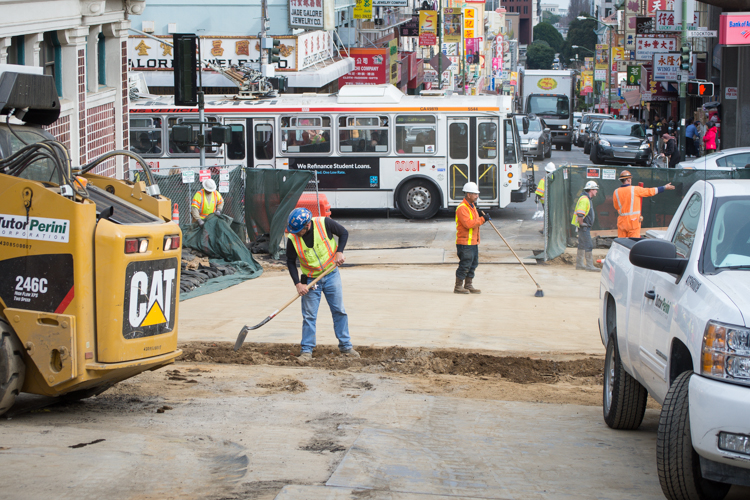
{"left": 598, "top": 179, "right": 750, "bottom": 500}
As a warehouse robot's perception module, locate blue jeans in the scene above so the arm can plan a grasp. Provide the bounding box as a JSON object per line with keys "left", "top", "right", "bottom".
{"left": 300, "top": 268, "right": 352, "bottom": 353}
{"left": 456, "top": 244, "right": 479, "bottom": 280}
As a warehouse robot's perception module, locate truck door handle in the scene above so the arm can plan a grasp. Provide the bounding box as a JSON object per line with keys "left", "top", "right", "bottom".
{"left": 645, "top": 290, "right": 656, "bottom": 300}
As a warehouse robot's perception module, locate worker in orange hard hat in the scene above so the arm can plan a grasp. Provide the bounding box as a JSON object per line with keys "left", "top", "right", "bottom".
{"left": 612, "top": 170, "right": 675, "bottom": 238}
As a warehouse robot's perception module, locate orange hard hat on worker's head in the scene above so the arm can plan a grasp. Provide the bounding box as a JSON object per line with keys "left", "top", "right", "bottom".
{"left": 619, "top": 170, "right": 632, "bottom": 181}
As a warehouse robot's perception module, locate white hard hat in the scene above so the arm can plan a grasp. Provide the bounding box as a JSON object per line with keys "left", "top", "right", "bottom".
{"left": 202, "top": 179, "right": 217, "bottom": 192}
{"left": 462, "top": 182, "right": 480, "bottom": 194}
{"left": 584, "top": 180, "right": 599, "bottom": 190}
{"left": 545, "top": 162, "right": 556, "bottom": 174}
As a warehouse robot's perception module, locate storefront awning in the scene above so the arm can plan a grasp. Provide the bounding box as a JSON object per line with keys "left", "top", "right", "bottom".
{"left": 622, "top": 89, "right": 641, "bottom": 107}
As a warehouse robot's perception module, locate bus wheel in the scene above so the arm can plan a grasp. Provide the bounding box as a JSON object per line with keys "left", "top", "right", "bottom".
{"left": 399, "top": 179, "right": 439, "bottom": 219}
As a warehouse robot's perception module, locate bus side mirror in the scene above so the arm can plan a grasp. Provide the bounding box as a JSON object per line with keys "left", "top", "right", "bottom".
{"left": 522, "top": 116, "right": 530, "bottom": 135}
{"left": 210, "top": 125, "right": 232, "bottom": 144}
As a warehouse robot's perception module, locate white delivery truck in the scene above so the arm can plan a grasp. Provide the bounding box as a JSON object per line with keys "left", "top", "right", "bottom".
{"left": 520, "top": 69, "right": 575, "bottom": 151}
{"left": 599, "top": 179, "right": 750, "bottom": 499}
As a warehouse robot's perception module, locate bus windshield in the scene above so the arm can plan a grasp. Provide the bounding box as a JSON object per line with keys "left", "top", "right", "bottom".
{"left": 527, "top": 95, "right": 569, "bottom": 119}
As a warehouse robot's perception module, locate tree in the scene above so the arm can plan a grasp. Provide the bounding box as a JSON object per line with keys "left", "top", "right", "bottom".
{"left": 562, "top": 17, "right": 598, "bottom": 63}
{"left": 564, "top": 0, "right": 591, "bottom": 25}
{"left": 526, "top": 42, "right": 555, "bottom": 70}
{"left": 533, "top": 22, "right": 564, "bottom": 54}
{"left": 541, "top": 11, "right": 562, "bottom": 24}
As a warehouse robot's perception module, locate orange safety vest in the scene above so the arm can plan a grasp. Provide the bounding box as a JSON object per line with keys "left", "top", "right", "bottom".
{"left": 613, "top": 185, "right": 658, "bottom": 232}
{"left": 287, "top": 217, "right": 338, "bottom": 278}
{"left": 191, "top": 190, "right": 223, "bottom": 219}
{"left": 455, "top": 199, "right": 485, "bottom": 245}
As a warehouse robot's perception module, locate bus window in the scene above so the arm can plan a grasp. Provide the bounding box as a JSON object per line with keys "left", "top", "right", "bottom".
{"left": 129, "top": 117, "right": 163, "bottom": 156}
{"left": 254, "top": 124, "right": 273, "bottom": 160}
{"left": 338, "top": 115, "right": 389, "bottom": 153}
{"left": 449, "top": 122, "right": 469, "bottom": 159}
{"left": 504, "top": 120, "right": 518, "bottom": 163}
{"left": 478, "top": 122, "right": 497, "bottom": 159}
{"left": 280, "top": 116, "right": 331, "bottom": 154}
{"left": 396, "top": 115, "right": 436, "bottom": 154}
{"left": 228, "top": 124, "right": 246, "bottom": 160}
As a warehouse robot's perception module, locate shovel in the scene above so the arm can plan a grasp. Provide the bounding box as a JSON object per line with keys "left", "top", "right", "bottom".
{"left": 486, "top": 219, "right": 545, "bottom": 298}
{"left": 233, "top": 265, "right": 336, "bottom": 351}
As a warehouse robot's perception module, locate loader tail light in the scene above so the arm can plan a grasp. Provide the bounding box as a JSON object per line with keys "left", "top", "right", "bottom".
{"left": 164, "top": 234, "right": 181, "bottom": 251}
{"left": 125, "top": 238, "right": 149, "bottom": 254}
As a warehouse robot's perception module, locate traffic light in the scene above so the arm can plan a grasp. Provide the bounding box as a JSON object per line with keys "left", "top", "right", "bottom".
{"left": 268, "top": 39, "right": 281, "bottom": 65}
{"left": 173, "top": 34, "right": 198, "bottom": 106}
{"left": 687, "top": 81, "right": 714, "bottom": 97}
{"left": 680, "top": 45, "right": 691, "bottom": 71}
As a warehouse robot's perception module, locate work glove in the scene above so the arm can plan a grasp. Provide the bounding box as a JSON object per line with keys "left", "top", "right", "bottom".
{"left": 198, "top": 219, "right": 205, "bottom": 227}
{"left": 215, "top": 210, "right": 222, "bottom": 216}
{"left": 481, "top": 211, "right": 491, "bottom": 223}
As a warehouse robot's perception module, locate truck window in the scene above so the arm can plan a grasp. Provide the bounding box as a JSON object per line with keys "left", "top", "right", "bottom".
{"left": 527, "top": 96, "right": 569, "bottom": 119}
{"left": 706, "top": 197, "right": 750, "bottom": 269}
{"left": 672, "top": 193, "right": 702, "bottom": 259}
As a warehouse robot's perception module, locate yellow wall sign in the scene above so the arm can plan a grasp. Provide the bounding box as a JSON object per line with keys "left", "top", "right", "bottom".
{"left": 537, "top": 77, "right": 558, "bottom": 90}
{"left": 354, "top": 0, "right": 372, "bottom": 20}
{"left": 463, "top": 8, "right": 475, "bottom": 39}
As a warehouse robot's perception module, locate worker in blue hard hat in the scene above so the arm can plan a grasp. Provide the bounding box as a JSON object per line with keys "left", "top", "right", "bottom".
{"left": 286, "top": 207, "right": 359, "bottom": 363}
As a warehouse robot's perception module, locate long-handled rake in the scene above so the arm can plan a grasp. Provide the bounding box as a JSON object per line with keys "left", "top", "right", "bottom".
{"left": 487, "top": 220, "right": 545, "bottom": 297}
{"left": 233, "top": 265, "right": 336, "bottom": 351}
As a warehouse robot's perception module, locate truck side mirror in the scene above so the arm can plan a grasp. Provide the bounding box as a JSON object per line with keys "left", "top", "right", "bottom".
{"left": 522, "top": 116, "right": 529, "bottom": 135}
{"left": 629, "top": 239, "right": 688, "bottom": 276}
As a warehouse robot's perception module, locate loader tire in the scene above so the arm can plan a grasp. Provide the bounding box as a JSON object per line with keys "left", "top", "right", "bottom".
{"left": 603, "top": 330, "right": 647, "bottom": 430}
{"left": 0, "top": 320, "right": 26, "bottom": 416}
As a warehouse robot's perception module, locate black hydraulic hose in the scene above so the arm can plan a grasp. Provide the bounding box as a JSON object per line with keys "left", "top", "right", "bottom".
{"left": 78, "top": 150, "right": 156, "bottom": 186}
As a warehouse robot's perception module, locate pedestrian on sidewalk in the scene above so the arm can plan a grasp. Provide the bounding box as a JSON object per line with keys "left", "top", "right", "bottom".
{"left": 612, "top": 170, "right": 675, "bottom": 238}
{"left": 659, "top": 133, "right": 680, "bottom": 168}
{"left": 454, "top": 182, "right": 490, "bottom": 294}
{"left": 703, "top": 122, "right": 717, "bottom": 154}
{"left": 685, "top": 118, "right": 698, "bottom": 158}
{"left": 191, "top": 179, "right": 224, "bottom": 226}
{"left": 571, "top": 181, "right": 599, "bottom": 272}
{"left": 286, "top": 208, "right": 359, "bottom": 362}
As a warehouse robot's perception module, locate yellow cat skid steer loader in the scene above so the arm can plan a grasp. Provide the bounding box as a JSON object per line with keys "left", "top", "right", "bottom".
{"left": 0, "top": 67, "right": 181, "bottom": 416}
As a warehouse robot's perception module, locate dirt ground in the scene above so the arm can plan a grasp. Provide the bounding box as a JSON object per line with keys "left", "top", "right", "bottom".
{"left": 175, "top": 342, "right": 659, "bottom": 409}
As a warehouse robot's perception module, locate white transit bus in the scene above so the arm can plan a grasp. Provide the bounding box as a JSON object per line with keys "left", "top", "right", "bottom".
{"left": 128, "top": 84, "right": 529, "bottom": 219}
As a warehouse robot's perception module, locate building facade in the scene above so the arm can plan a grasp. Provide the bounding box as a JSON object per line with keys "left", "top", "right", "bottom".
{"left": 0, "top": 0, "right": 134, "bottom": 177}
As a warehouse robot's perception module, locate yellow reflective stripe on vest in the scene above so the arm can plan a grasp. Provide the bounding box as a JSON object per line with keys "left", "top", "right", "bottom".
{"left": 456, "top": 201, "right": 475, "bottom": 245}
{"left": 192, "top": 190, "right": 219, "bottom": 218}
{"left": 615, "top": 186, "right": 641, "bottom": 216}
{"left": 288, "top": 217, "right": 337, "bottom": 278}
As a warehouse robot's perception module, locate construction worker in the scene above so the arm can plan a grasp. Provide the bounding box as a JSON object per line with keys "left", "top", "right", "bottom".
{"left": 455, "top": 182, "right": 491, "bottom": 294}
{"left": 286, "top": 207, "right": 359, "bottom": 362}
{"left": 613, "top": 170, "right": 675, "bottom": 238}
{"left": 534, "top": 162, "right": 556, "bottom": 206}
{"left": 191, "top": 179, "right": 224, "bottom": 226}
{"left": 572, "top": 181, "right": 599, "bottom": 272}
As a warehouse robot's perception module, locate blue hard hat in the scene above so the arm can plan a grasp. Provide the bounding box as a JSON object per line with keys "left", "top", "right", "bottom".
{"left": 287, "top": 208, "right": 312, "bottom": 234}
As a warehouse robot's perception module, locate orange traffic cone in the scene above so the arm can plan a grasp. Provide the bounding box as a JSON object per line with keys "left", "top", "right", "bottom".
{"left": 172, "top": 203, "right": 179, "bottom": 224}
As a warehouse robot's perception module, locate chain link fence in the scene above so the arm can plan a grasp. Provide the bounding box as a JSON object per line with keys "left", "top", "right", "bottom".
{"left": 543, "top": 164, "right": 750, "bottom": 261}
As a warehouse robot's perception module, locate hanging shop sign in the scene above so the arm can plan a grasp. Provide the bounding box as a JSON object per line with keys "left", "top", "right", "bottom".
{"left": 582, "top": 71, "right": 593, "bottom": 94}
{"left": 419, "top": 10, "right": 438, "bottom": 46}
{"left": 463, "top": 8, "right": 476, "bottom": 39}
{"left": 655, "top": 11, "right": 699, "bottom": 31}
{"left": 647, "top": 0, "right": 694, "bottom": 20}
{"left": 595, "top": 44, "right": 608, "bottom": 70}
{"left": 289, "top": 0, "right": 326, "bottom": 29}
{"left": 400, "top": 15, "right": 419, "bottom": 36}
{"left": 353, "top": 0, "right": 373, "bottom": 19}
{"left": 373, "top": 0, "right": 408, "bottom": 5}
{"left": 338, "top": 47, "right": 389, "bottom": 86}
{"left": 636, "top": 17, "right": 654, "bottom": 34}
{"left": 719, "top": 13, "right": 750, "bottom": 45}
{"left": 627, "top": 65, "right": 642, "bottom": 85}
{"left": 635, "top": 35, "right": 676, "bottom": 60}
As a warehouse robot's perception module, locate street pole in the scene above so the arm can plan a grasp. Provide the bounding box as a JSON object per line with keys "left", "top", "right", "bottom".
{"left": 678, "top": 0, "right": 687, "bottom": 159}
{"left": 438, "top": 6, "right": 443, "bottom": 90}
{"left": 608, "top": 26, "right": 612, "bottom": 115}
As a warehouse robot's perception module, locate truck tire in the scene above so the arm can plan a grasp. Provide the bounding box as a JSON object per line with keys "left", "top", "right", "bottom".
{"left": 657, "top": 371, "right": 731, "bottom": 500}
{"left": 564, "top": 142, "right": 572, "bottom": 151}
{"left": 590, "top": 144, "right": 600, "bottom": 164}
{"left": 398, "top": 179, "right": 440, "bottom": 219}
{"left": 0, "top": 320, "right": 26, "bottom": 416}
{"left": 603, "top": 331, "right": 647, "bottom": 430}
{"left": 584, "top": 141, "right": 591, "bottom": 155}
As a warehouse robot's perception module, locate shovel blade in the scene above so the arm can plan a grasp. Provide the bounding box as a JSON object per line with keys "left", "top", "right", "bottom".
{"left": 233, "top": 326, "right": 250, "bottom": 351}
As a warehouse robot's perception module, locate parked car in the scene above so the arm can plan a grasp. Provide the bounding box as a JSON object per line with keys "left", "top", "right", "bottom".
{"left": 589, "top": 119, "right": 652, "bottom": 165}
{"left": 599, "top": 179, "right": 750, "bottom": 499}
{"left": 677, "top": 147, "right": 750, "bottom": 171}
{"left": 583, "top": 119, "right": 605, "bottom": 155}
{"left": 515, "top": 114, "right": 552, "bottom": 160}
{"left": 572, "top": 112, "right": 583, "bottom": 145}
{"left": 577, "top": 112, "right": 612, "bottom": 147}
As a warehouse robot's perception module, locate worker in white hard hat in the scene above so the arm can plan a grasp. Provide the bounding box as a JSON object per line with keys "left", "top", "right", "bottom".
{"left": 534, "top": 162, "right": 556, "bottom": 206}
{"left": 571, "top": 180, "right": 599, "bottom": 271}
{"left": 454, "top": 181, "right": 491, "bottom": 294}
{"left": 191, "top": 178, "right": 224, "bottom": 226}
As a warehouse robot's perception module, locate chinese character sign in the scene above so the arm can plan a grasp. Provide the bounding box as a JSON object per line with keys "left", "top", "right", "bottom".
{"left": 627, "top": 65, "right": 641, "bottom": 85}
{"left": 353, "top": 0, "right": 372, "bottom": 19}
{"left": 338, "top": 48, "right": 389, "bottom": 86}
{"left": 635, "top": 36, "right": 677, "bottom": 60}
{"left": 463, "top": 8, "right": 476, "bottom": 39}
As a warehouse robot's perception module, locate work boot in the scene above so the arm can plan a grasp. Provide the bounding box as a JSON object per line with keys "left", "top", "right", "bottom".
{"left": 341, "top": 348, "right": 360, "bottom": 358}
{"left": 585, "top": 251, "right": 599, "bottom": 272}
{"left": 464, "top": 278, "right": 481, "bottom": 294}
{"left": 297, "top": 352, "right": 312, "bottom": 364}
{"left": 576, "top": 249, "right": 586, "bottom": 270}
{"left": 454, "top": 277, "right": 470, "bottom": 294}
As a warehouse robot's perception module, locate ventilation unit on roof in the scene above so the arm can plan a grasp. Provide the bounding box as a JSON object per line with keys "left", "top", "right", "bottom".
{"left": 337, "top": 84, "right": 403, "bottom": 104}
